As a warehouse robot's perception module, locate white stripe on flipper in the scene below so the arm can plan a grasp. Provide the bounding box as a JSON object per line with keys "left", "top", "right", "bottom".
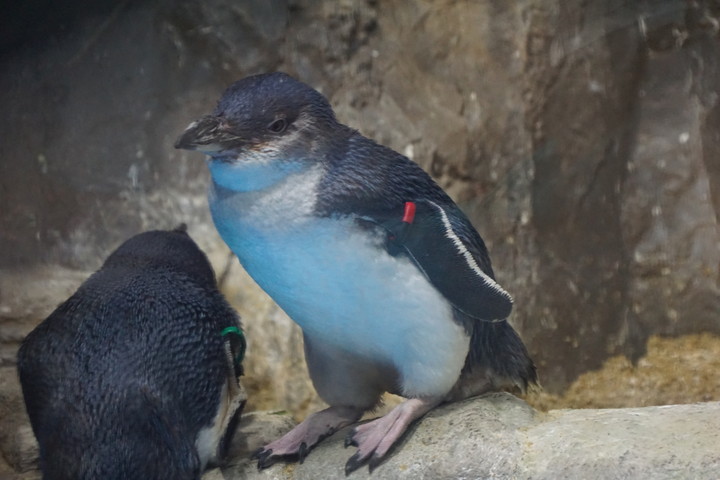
{"left": 426, "top": 200, "right": 513, "bottom": 304}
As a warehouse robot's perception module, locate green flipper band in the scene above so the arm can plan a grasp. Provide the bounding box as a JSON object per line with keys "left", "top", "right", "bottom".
{"left": 221, "top": 326, "right": 241, "bottom": 336}
{"left": 221, "top": 326, "right": 246, "bottom": 368}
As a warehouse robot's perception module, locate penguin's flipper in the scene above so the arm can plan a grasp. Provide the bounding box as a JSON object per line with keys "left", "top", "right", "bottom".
{"left": 221, "top": 323, "right": 246, "bottom": 378}
{"left": 361, "top": 200, "right": 513, "bottom": 321}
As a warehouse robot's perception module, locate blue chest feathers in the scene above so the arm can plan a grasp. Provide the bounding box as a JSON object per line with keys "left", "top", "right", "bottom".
{"left": 207, "top": 165, "right": 469, "bottom": 396}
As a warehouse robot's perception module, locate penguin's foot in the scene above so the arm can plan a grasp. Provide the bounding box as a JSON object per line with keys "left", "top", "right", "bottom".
{"left": 253, "top": 405, "right": 363, "bottom": 469}
{"left": 344, "top": 396, "right": 442, "bottom": 475}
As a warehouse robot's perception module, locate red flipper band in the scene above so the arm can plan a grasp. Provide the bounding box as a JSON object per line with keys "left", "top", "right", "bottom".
{"left": 402, "top": 201, "right": 416, "bottom": 224}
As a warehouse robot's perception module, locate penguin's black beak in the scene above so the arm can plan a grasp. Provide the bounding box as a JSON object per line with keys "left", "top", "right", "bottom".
{"left": 174, "top": 115, "right": 243, "bottom": 152}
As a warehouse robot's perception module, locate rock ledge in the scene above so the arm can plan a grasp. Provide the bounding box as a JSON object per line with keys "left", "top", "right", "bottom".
{"left": 210, "top": 393, "right": 720, "bottom": 480}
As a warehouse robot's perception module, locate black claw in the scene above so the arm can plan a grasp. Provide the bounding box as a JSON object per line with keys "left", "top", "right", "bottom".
{"left": 344, "top": 430, "right": 358, "bottom": 448}
{"left": 250, "top": 447, "right": 266, "bottom": 460}
{"left": 298, "top": 442, "right": 309, "bottom": 464}
{"left": 254, "top": 448, "right": 277, "bottom": 470}
{"left": 368, "top": 454, "right": 384, "bottom": 474}
{"left": 345, "top": 452, "right": 367, "bottom": 476}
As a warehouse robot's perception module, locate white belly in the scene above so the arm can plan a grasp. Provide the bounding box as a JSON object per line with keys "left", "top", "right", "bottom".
{"left": 208, "top": 171, "right": 469, "bottom": 397}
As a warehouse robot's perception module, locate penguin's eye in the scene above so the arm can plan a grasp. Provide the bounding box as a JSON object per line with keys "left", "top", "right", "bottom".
{"left": 267, "top": 118, "right": 287, "bottom": 133}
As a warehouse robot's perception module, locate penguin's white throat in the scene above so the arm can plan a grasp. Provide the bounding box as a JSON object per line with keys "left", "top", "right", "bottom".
{"left": 207, "top": 154, "right": 308, "bottom": 193}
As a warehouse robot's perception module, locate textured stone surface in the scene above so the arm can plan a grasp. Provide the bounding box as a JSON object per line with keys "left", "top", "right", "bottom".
{"left": 8, "top": 389, "right": 718, "bottom": 479}
{"left": 0, "top": 367, "right": 37, "bottom": 474}
{"left": 0, "top": 268, "right": 89, "bottom": 366}
{"left": 1, "top": 1, "right": 720, "bottom": 473}
{"left": 201, "top": 393, "right": 720, "bottom": 480}
{"left": 523, "top": 401, "right": 720, "bottom": 479}
{"left": 621, "top": 38, "right": 720, "bottom": 340}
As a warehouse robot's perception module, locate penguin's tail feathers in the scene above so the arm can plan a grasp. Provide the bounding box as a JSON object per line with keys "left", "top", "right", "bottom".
{"left": 447, "top": 318, "right": 538, "bottom": 402}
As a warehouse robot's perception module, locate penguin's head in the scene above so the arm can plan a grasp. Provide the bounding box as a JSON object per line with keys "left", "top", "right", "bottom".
{"left": 175, "top": 73, "right": 343, "bottom": 192}
{"left": 103, "top": 226, "right": 217, "bottom": 287}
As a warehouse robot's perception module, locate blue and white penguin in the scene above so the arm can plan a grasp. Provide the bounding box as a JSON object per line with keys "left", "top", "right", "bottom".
{"left": 175, "top": 72, "right": 537, "bottom": 473}
{"left": 17, "top": 226, "right": 246, "bottom": 480}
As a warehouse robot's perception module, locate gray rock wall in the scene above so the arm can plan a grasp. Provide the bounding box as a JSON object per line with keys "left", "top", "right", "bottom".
{"left": 1, "top": 0, "right": 719, "bottom": 415}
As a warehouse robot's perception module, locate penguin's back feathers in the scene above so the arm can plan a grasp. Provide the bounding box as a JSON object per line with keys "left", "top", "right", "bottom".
{"left": 17, "top": 228, "right": 244, "bottom": 480}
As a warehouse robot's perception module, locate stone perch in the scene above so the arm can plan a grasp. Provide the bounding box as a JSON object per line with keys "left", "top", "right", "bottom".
{"left": 207, "top": 393, "right": 720, "bottom": 480}
{"left": 3, "top": 370, "right": 719, "bottom": 478}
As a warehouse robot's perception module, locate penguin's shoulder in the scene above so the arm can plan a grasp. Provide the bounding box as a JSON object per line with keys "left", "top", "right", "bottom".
{"left": 316, "top": 132, "right": 447, "bottom": 215}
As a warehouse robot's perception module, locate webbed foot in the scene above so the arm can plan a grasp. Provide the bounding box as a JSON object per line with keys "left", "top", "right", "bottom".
{"left": 253, "top": 405, "right": 363, "bottom": 469}
{"left": 343, "top": 397, "right": 441, "bottom": 475}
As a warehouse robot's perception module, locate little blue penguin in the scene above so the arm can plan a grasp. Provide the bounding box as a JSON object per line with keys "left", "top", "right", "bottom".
{"left": 175, "top": 72, "right": 537, "bottom": 474}
{"left": 17, "top": 226, "right": 246, "bottom": 480}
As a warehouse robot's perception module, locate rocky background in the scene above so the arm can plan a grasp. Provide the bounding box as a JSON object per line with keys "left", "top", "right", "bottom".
{"left": 1, "top": 0, "right": 720, "bottom": 476}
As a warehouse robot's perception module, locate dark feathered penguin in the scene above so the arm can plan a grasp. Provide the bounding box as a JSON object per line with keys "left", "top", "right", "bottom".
{"left": 175, "top": 72, "right": 536, "bottom": 474}
{"left": 17, "top": 226, "right": 246, "bottom": 480}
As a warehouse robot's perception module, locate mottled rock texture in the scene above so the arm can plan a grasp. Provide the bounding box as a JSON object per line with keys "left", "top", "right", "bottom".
{"left": 4, "top": 372, "right": 719, "bottom": 480}
{"left": 208, "top": 394, "right": 720, "bottom": 480}
{"left": 1, "top": 0, "right": 720, "bottom": 475}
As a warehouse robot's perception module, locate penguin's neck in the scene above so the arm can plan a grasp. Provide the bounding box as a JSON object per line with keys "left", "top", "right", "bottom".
{"left": 206, "top": 155, "right": 308, "bottom": 193}
{"left": 208, "top": 162, "right": 325, "bottom": 241}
